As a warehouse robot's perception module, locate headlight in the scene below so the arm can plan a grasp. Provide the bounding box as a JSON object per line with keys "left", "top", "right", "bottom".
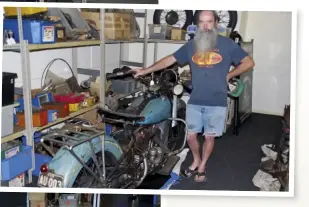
{"left": 173, "top": 84, "right": 184, "bottom": 95}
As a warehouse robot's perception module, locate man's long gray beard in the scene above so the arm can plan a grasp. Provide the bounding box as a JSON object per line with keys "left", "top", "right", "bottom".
{"left": 194, "top": 28, "right": 218, "bottom": 54}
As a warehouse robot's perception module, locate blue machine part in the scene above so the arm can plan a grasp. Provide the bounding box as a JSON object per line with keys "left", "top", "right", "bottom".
{"left": 46, "top": 134, "right": 123, "bottom": 188}
{"left": 137, "top": 97, "right": 172, "bottom": 125}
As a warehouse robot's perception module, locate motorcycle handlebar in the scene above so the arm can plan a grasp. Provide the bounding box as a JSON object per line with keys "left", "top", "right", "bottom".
{"left": 106, "top": 70, "right": 135, "bottom": 80}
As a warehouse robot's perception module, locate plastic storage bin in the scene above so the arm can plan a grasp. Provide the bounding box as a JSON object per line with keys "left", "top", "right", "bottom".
{"left": 149, "top": 24, "right": 172, "bottom": 39}
{"left": 3, "top": 18, "right": 56, "bottom": 44}
{"left": 2, "top": 72, "right": 17, "bottom": 106}
{"left": 4, "top": 7, "right": 48, "bottom": 16}
{"left": 1, "top": 145, "right": 33, "bottom": 181}
{"left": 1, "top": 140, "right": 22, "bottom": 161}
{"left": 1, "top": 104, "right": 16, "bottom": 137}
{"left": 111, "top": 78, "right": 138, "bottom": 94}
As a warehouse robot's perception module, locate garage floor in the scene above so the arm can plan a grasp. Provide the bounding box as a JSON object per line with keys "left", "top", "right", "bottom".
{"left": 169, "top": 113, "right": 282, "bottom": 191}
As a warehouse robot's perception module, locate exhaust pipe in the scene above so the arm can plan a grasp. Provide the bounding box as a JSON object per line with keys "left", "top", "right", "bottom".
{"left": 167, "top": 117, "right": 188, "bottom": 156}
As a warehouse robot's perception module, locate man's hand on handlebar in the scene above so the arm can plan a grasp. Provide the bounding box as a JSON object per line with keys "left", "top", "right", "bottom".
{"left": 131, "top": 68, "right": 148, "bottom": 78}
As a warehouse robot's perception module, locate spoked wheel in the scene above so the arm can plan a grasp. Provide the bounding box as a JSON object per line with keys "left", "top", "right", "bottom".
{"left": 153, "top": 10, "right": 194, "bottom": 30}
{"left": 72, "top": 151, "right": 119, "bottom": 188}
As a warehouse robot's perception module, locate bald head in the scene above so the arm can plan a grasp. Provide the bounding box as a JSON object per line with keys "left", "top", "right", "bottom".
{"left": 194, "top": 10, "right": 219, "bottom": 54}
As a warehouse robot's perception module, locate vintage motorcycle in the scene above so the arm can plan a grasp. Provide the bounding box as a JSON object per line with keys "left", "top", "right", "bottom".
{"left": 36, "top": 66, "right": 188, "bottom": 189}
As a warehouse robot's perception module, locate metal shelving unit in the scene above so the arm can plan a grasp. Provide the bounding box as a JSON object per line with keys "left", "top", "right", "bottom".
{"left": 1, "top": 7, "right": 187, "bottom": 187}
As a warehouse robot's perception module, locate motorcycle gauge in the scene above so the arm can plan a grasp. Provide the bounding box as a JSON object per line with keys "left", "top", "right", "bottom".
{"left": 173, "top": 84, "right": 184, "bottom": 95}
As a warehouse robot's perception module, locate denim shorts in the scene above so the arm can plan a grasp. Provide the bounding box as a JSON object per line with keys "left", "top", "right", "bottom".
{"left": 185, "top": 104, "right": 227, "bottom": 137}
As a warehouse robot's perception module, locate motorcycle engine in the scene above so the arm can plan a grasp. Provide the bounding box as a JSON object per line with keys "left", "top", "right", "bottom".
{"left": 147, "top": 146, "right": 163, "bottom": 168}
{"left": 133, "top": 127, "right": 164, "bottom": 172}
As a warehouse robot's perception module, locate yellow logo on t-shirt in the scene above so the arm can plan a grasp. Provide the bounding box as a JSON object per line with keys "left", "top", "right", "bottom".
{"left": 192, "top": 51, "right": 222, "bottom": 67}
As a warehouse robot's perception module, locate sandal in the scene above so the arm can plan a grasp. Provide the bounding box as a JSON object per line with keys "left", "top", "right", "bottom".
{"left": 180, "top": 167, "right": 198, "bottom": 178}
{"left": 194, "top": 172, "right": 207, "bottom": 183}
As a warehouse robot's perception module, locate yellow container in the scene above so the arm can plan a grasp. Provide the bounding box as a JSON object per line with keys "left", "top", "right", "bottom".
{"left": 69, "top": 103, "right": 81, "bottom": 112}
{"left": 4, "top": 7, "right": 48, "bottom": 17}
{"left": 82, "top": 97, "right": 95, "bottom": 108}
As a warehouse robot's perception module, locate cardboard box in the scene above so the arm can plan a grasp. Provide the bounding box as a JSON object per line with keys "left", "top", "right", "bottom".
{"left": 171, "top": 28, "right": 186, "bottom": 40}
{"left": 30, "top": 201, "right": 47, "bottom": 207}
{"left": 29, "top": 193, "right": 47, "bottom": 201}
{"left": 80, "top": 11, "right": 131, "bottom": 40}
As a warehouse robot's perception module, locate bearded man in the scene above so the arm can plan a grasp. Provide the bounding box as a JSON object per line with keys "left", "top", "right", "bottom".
{"left": 132, "top": 10, "right": 255, "bottom": 182}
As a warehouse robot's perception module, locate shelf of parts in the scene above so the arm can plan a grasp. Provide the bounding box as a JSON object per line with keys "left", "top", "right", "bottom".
{"left": 2, "top": 39, "right": 186, "bottom": 52}
{"left": 1, "top": 104, "right": 99, "bottom": 144}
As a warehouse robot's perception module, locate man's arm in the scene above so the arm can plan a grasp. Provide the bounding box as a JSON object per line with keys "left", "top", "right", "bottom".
{"left": 134, "top": 42, "right": 190, "bottom": 77}
{"left": 142, "top": 55, "right": 177, "bottom": 75}
{"left": 227, "top": 42, "right": 255, "bottom": 81}
{"left": 227, "top": 56, "right": 255, "bottom": 80}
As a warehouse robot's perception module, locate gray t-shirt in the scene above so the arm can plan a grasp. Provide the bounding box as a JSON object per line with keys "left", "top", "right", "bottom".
{"left": 173, "top": 35, "right": 248, "bottom": 107}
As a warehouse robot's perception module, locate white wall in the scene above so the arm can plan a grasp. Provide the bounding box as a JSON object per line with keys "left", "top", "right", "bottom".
{"left": 241, "top": 11, "right": 292, "bottom": 115}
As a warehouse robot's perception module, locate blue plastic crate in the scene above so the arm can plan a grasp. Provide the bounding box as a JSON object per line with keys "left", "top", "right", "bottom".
{"left": 1, "top": 145, "right": 33, "bottom": 181}
{"left": 47, "top": 110, "right": 57, "bottom": 123}
{"left": 3, "top": 18, "right": 56, "bottom": 44}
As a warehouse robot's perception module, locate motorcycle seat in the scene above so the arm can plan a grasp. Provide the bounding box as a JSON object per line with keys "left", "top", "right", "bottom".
{"left": 97, "top": 107, "right": 145, "bottom": 122}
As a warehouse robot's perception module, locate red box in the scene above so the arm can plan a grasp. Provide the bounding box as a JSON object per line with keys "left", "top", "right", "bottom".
{"left": 53, "top": 93, "right": 85, "bottom": 103}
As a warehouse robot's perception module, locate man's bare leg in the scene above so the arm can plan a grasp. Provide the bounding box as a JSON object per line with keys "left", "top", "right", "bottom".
{"left": 195, "top": 135, "right": 215, "bottom": 181}
{"left": 187, "top": 132, "right": 201, "bottom": 170}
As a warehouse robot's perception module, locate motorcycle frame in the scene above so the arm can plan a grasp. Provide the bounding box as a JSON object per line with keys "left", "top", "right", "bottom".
{"left": 41, "top": 111, "right": 188, "bottom": 188}
{"left": 40, "top": 118, "right": 150, "bottom": 188}
{"left": 41, "top": 127, "right": 109, "bottom": 186}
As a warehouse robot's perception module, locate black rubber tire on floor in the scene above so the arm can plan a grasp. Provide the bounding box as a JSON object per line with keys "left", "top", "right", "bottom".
{"left": 153, "top": 10, "right": 194, "bottom": 30}
{"left": 193, "top": 10, "right": 238, "bottom": 31}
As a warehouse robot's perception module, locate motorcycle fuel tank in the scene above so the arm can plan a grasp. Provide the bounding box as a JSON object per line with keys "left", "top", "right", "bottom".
{"left": 136, "top": 97, "right": 172, "bottom": 125}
